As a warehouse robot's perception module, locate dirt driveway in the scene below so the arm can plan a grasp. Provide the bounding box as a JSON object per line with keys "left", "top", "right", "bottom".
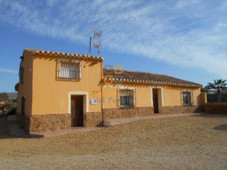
{"left": 0, "top": 114, "right": 226, "bottom": 169}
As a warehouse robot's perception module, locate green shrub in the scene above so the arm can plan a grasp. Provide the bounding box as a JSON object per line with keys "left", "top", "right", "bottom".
{"left": 7, "top": 107, "right": 17, "bottom": 115}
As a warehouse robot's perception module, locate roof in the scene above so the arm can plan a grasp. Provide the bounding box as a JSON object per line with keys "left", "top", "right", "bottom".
{"left": 23, "top": 48, "right": 103, "bottom": 61}
{"left": 103, "top": 69, "right": 201, "bottom": 87}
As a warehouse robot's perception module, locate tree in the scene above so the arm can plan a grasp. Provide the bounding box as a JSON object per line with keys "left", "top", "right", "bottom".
{"left": 205, "top": 79, "right": 227, "bottom": 102}
{"left": 0, "top": 93, "right": 8, "bottom": 102}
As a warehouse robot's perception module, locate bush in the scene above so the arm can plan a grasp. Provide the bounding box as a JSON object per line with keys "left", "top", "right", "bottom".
{"left": 0, "top": 93, "right": 8, "bottom": 101}
{"left": 0, "top": 98, "right": 17, "bottom": 116}
{"left": 7, "top": 107, "right": 17, "bottom": 115}
{"left": 221, "top": 94, "right": 227, "bottom": 102}
{"left": 207, "top": 93, "right": 227, "bottom": 103}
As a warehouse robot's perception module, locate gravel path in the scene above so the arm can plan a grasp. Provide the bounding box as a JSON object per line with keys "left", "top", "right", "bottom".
{"left": 0, "top": 114, "right": 226, "bottom": 169}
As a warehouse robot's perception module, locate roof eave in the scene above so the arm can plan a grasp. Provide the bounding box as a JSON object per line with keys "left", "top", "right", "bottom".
{"left": 104, "top": 78, "right": 201, "bottom": 88}
{"left": 24, "top": 48, "right": 104, "bottom": 61}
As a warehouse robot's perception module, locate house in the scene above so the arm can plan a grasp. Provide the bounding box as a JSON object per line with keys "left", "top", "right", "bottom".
{"left": 16, "top": 48, "right": 202, "bottom": 133}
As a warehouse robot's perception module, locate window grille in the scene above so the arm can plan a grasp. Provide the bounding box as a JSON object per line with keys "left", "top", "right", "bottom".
{"left": 120, "top": 89, "right": 134, "bottom": 108}
{"left": 57, "top": 59, "right": 81, "bottom": 80}
{"left": 183, "top": 91, "right": 191, "bottom": 106}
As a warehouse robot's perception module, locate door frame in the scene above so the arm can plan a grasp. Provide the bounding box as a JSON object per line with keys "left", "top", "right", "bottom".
{"left": 68, "top": 91, "right": 89, "bottom": 126}
{"left": 150, "top": 87, "right": 164, "bottom": 113}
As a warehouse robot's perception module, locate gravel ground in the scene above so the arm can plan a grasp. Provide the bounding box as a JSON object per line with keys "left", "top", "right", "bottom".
{"left": 0, "top": 114, "right": 226, "bottom": 169}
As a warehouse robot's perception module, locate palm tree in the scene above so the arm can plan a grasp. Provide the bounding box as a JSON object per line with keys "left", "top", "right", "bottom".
{"left": 205, "top": 79, "right": 226, "bottom": 102}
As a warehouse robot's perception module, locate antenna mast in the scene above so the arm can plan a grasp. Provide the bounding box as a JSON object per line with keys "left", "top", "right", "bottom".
{"left": 88, "top": 36, "right": 92, "bottom": 55}
{"left": 93, "top": 29, "right": 102, "bottom": 56}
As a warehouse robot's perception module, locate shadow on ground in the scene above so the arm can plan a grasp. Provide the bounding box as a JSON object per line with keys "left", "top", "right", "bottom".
{"left": 213, "top": 124, "right": 227, "bottom": 131}
{"left": 197, "top": 114, "right": 227, "bottom": 119}
{"left": 0, "top": 117, "right": 38, "bottom": 139}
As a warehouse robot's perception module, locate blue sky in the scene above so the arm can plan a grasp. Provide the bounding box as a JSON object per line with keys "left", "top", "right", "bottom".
{"left": 0, "top": 0, "right": 227, "bottom": 92}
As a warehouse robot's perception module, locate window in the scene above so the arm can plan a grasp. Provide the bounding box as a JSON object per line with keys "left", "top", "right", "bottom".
{"left": 183, "top": 92, "right": 191, "bottom": 106}
{"left": 19, "top": 66, "right": 24, "bottom": 84}
{"left": 21, "top": 96, "right": 26, "bottom": 116}
{"left": 58, "top": 59, "right": 81, "bottom": 80}
{"left": 120, "top": 89, "right": 134, "bottom": 108}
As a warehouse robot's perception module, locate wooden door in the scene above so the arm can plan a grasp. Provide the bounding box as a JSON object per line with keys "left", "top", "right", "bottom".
{"left": 153, "top": 89, "right": 159, "bottom": 113}
{"left": 71, "top": 95, "right": 83, "bottom": 127}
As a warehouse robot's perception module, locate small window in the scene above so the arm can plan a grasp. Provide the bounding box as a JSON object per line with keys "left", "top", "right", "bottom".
{"left": 58, "top": 59, "right": 81, "bottom": 80}
{"left": 19, "top": 66, "right": 24, "bottom": 84}
{"left": 21, "top": 96, "right": 26, "bottom": 116}
{"left": 183, "top": 92, "right": 191, "bottom": 106}
{"left": 120, "top": 89, "right": 134, "bottom": 108}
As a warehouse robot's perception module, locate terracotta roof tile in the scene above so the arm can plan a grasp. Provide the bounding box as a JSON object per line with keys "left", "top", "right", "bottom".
{"left": 103, "top": 69, "right": 201, "bottom": 87}
{"left": 24, "top": 48, "right": 104, "bottom": 61}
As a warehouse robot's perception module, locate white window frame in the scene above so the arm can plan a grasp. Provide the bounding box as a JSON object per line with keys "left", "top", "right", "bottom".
{"left": 182, "top": 91, "right": 192, "bottom": 106}
{"left": 57, "top": 59, "right": 82, "bottom": 80}
{"left": 119, "top": 89, "right": 135, "bottom": 108}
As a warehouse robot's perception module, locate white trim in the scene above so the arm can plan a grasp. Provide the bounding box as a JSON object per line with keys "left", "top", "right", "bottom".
{"left": 150, "top": 87, "right": 153, "bottom": 107}
{"left": 119, "top": 88, "right": 135, "bottom": 108}
{"left": 58, "top": 59, "right": 82, "bottom": 79}
{"left": 79, "top": 61, "right": 82, "bottom": 79}
{"left": 119, "top": 86, "right": 135, "bottom": 90}
{"left": 182, "top": 89, "right": 192, "bottom": 92}
{"left": 161, "top": 87, "right": 164, "bottom": 107}
{"left": 191, "top": 91, "right": 194, "bottom": 105}
{"left": 58, "top": 58, "right": 81, "bottom": 63}
{"left": 104, "top": 84, "right": 114, "bottom": 88}
{"left": 150, "top": 86, "right": 164, "bottom": 107}
{"left": 133, "top": 89, "right": 136, "bottom": 107}
{"left": 68, "top": 91, "right": 89, "bottom": 113}
{"left": 182, "top": 90, "right": 193, "bottom": 106}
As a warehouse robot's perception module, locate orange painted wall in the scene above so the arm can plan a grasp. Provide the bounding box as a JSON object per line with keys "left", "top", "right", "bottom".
{"left": 163, "top": 87, "right": 182, "bottom": 106}
{"left": 17, "top": 50, "right": 202, "bottom": 117}
{"left": 135, "top": 87, "right": 152, "bottom": 107}
{"left": 102, "top": 85, "right": 118, "bottom": 108}
{"left": 31, "top": 54, "right": 103, "bottom": 115}
{"left": 163, "top": 86, "right": 201, "bottom": 106}
{"left": 102, "top": 85, "right": 152, "bottom": 108}
{"left": 17, "top": 52, "right": 33, "bottom": 116}
{"left": 102, "top": 84, "right": 201, "bottom": 109}
{"left": 192, "top": 88, "right": 202, "bottom": 105}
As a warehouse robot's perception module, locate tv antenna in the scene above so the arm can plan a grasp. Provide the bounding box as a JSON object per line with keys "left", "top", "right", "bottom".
{"left": 89, "top": 29, "right": 102, "bottom": 56}
{"left": 88, "top": 36, "right": 92, "bottom": 55}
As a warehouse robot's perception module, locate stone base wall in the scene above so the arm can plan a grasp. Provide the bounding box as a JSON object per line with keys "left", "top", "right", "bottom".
{"left": 16, "top": 104, "right": 211, "bottom": 133}
{"left": 30, "top": 114, "right": 71, "bottom": 132}
{"left": 203, "top": 103, "right": 227, "bottom": 114}
{"left": 103, "top": 107, "right": 154, "bottom": 120}
{"left": 159, "top": 105, "right": 201, "bottom": 114}
{"left": 17, "top": 112, "right": 104, "bottom": 133}
{"left": 84, "top": 112, "right": 103, "bottom": 127}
